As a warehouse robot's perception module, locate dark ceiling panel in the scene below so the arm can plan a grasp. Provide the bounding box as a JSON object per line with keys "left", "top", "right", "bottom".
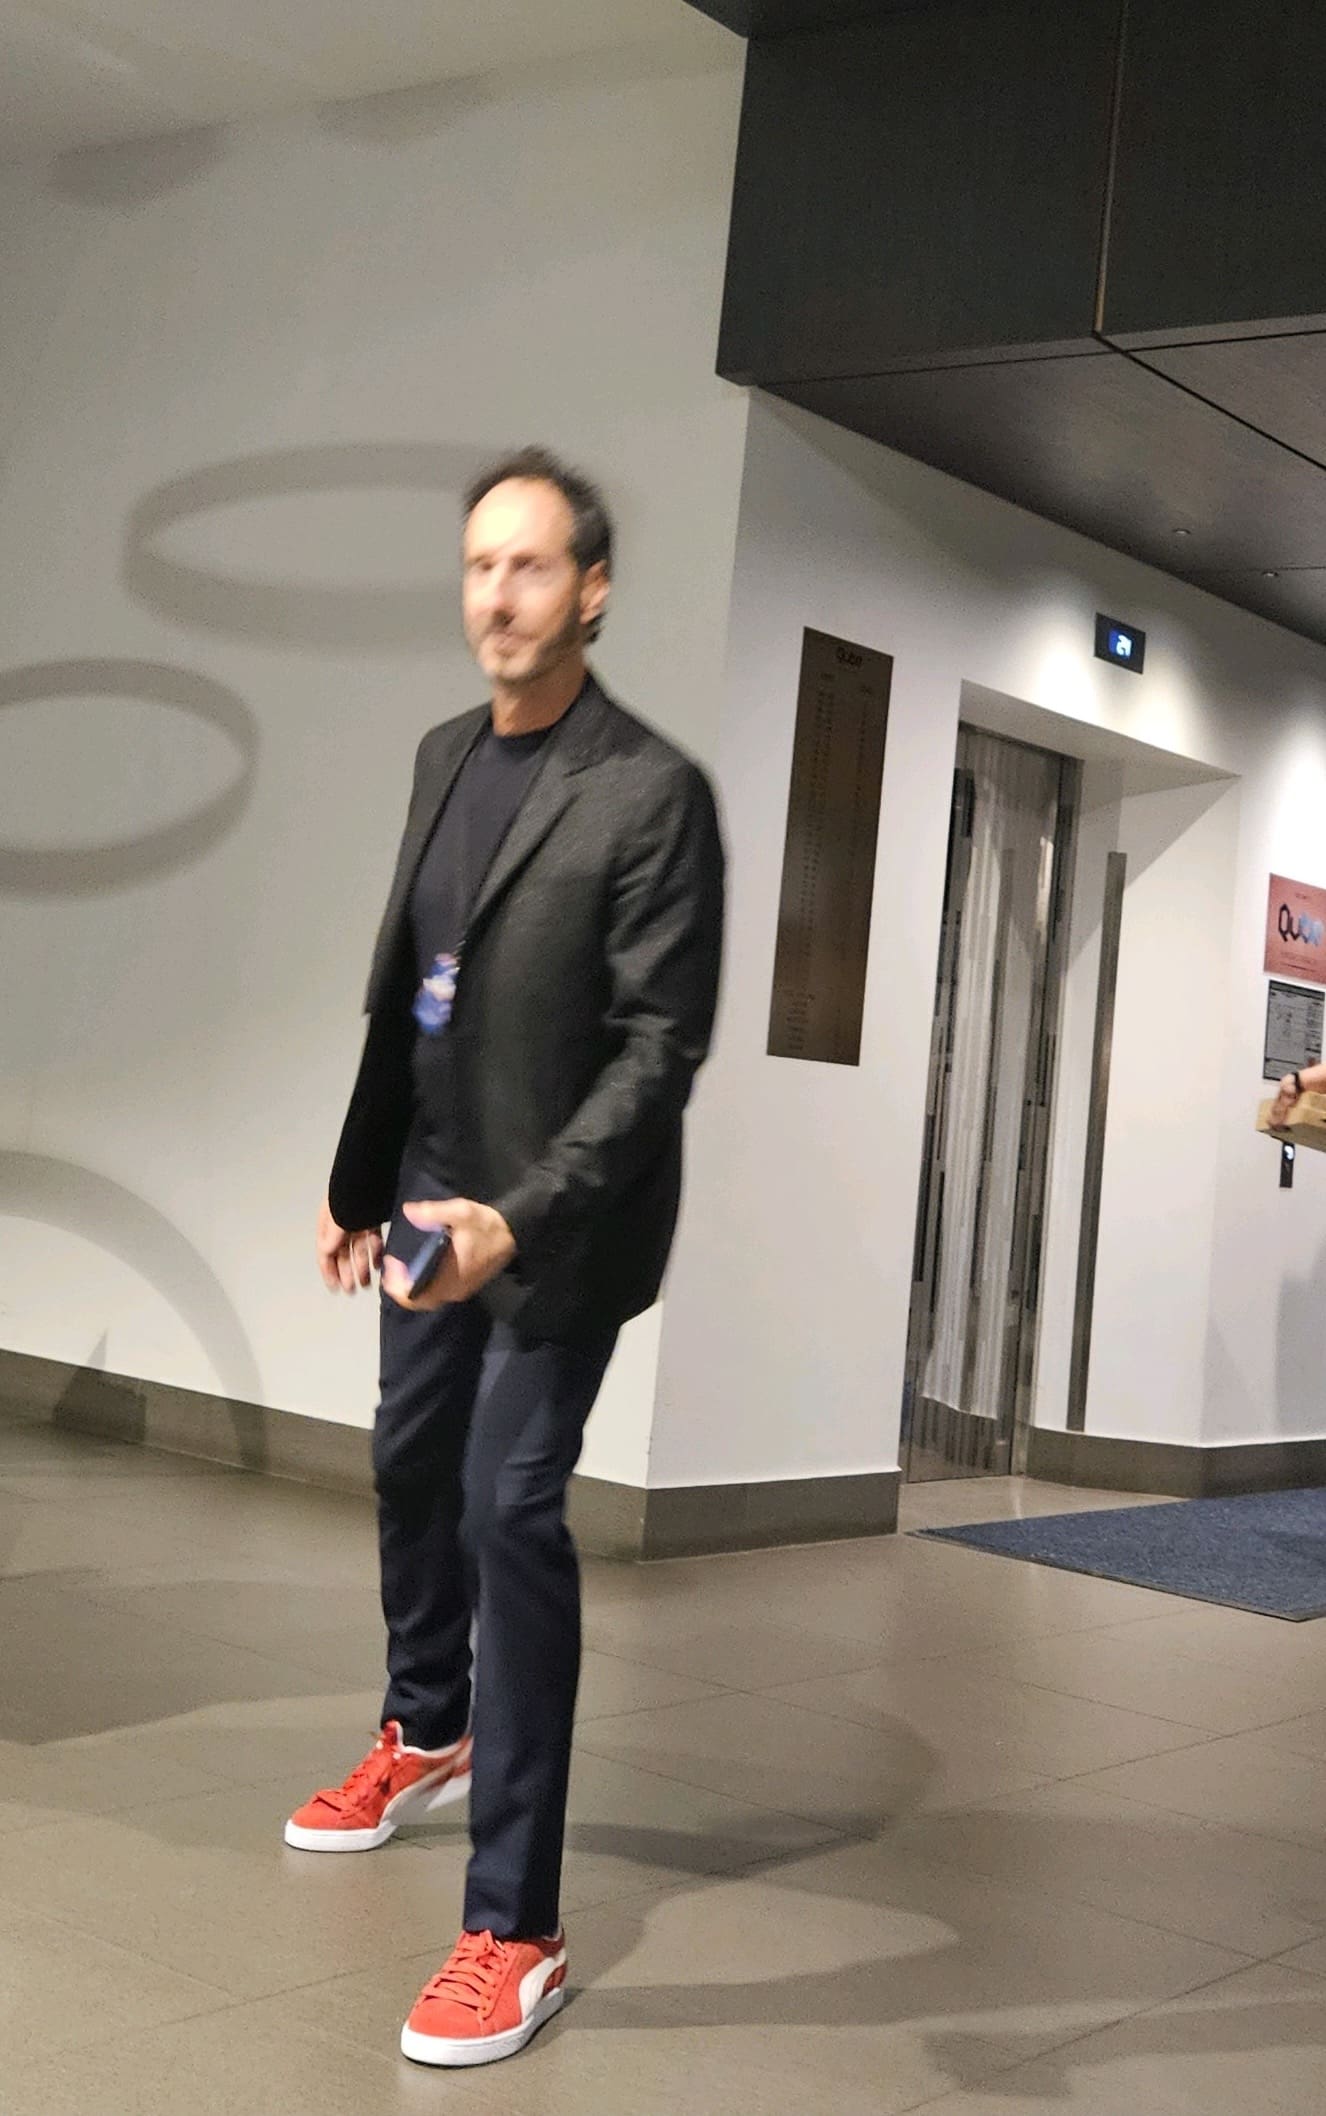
{"left": 1186, "top": 569, "right": 1326, "bottom": 640}
{"left": 711, "top": 0, "right": 1326, "bottom": 645}
{"left": 1103, "top": 0, "right": 1326, "bottom": 341}
{"left": 719, "top": 1, "right": 1117, "bottom": 384}
{"left": 774, "top": 351, "right": 1326, "bottom": 601}
{"left": 682, "top": 0, "right": 756, "bottom": 28}
{"left": 684, "top": 2, "right": 958, "bottom": 33}
{"left": 1130, "top": 335, "right": 1326, "bottom": 471}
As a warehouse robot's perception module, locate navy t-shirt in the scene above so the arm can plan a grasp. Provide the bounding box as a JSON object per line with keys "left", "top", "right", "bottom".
{"left": 408, "top": 718, "right": 555, "bottom": 1178}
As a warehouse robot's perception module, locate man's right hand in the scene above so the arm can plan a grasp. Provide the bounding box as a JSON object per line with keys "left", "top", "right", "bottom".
{"left": 316, "top": 1198, "right": 383, "bottom": 1294}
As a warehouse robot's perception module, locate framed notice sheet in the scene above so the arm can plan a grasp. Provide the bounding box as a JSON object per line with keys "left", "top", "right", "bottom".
{"left": 767, "top": 627, "right": 893, "bottom": 1066}
{"left": 1264, "top": 979, "right": 1324, "bottom": 1084}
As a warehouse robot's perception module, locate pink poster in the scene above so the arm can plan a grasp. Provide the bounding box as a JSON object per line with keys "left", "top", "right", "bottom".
{"left": 1266, "top": 874, "right": 1326, "bottom": 985}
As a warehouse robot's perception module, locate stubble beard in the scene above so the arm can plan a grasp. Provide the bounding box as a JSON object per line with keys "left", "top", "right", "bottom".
{"left": 479, "top": 601, "right": 585, "bottom": 692}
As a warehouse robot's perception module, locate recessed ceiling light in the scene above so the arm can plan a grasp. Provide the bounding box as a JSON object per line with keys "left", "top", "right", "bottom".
{"left": 1173, "top": 527, "right": 1192, "bottom": 538}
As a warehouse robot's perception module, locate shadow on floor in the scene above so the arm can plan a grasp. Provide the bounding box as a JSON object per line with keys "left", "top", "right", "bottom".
{"left": 556, "top": 1805, "right": 1326, "bottom": 2087}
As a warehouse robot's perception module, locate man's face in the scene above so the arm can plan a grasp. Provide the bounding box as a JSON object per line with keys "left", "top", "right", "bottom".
{"left": 462, "top": 478, "right": 608, "bottom": 688}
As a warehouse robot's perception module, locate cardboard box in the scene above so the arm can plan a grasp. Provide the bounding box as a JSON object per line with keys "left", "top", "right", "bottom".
{"left": 1257, "top": 1090, "right": 1326, "bottom": 1152}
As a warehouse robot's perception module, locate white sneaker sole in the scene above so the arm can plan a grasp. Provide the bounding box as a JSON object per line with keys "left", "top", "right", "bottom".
{"left": 400, "top": 1986, "right": 565, "bottom": 2068}
{"left": 283, "top": 1766, "right": 471, "bottom": 1853}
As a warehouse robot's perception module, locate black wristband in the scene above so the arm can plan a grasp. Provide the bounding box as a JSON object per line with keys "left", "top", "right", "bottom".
{"left": 1294, "top": 1070, "right": 1305, "bottom": 1098}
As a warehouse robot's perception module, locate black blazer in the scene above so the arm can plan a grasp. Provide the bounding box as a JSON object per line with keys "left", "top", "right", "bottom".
{"left": 328, "top": 676, "right": 725, "bottom": 1341}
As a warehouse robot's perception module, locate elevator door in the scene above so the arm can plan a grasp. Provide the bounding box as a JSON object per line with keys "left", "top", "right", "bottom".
{"left": 902, "top": 727, "right": 1075, "bottom": 1482}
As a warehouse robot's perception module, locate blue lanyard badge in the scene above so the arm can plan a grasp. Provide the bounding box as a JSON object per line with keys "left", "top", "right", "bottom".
{"left": 413, "top": 950, "right": 460, "bottom": 1034}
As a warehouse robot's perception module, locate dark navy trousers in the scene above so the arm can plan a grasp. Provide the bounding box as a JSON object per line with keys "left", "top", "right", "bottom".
{"left": 373, "top": 1255, "right": 614, "bottom": 1940}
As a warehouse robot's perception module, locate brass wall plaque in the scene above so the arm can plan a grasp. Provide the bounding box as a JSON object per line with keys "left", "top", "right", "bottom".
{"left": 768, "top": 627, "right": 893, "bottom": 1065}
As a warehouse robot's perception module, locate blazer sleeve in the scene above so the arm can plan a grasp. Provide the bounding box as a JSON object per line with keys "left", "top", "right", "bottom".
{"left": 325, "top": 733, "right": 434, "bottom": 1230}
{"left": 494, "top": 759, "right": 725, "bottom": 1264}
{"left": 326, "top": 1000, "right": 414, "bottom": 1232}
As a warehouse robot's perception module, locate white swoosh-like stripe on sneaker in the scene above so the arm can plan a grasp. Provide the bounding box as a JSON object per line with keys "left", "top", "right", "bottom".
{"left": 517, "top": 1945, "right": 567, "bottom": 2020}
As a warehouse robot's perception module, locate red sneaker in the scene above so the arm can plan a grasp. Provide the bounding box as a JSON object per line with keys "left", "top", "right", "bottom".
{"left": 283, "top": 1721, "right": 471, "bottom": 1852}
{"left": 400, "top": 1929, "right": 568, "bottom": 2067}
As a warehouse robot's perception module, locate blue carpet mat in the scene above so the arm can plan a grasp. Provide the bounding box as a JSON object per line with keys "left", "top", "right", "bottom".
{"left": 915, "top": 1487, "right": 1326, "bottom": 1619}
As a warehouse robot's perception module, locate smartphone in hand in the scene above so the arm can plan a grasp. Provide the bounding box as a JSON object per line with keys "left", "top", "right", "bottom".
{"left": 403, "top": 1224, "right": 451, "bottom": 1296}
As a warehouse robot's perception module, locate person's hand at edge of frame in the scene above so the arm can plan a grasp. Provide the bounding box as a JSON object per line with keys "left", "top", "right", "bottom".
{"left": 1270, "top": 1069, "right": 1313, "bottom": 1129}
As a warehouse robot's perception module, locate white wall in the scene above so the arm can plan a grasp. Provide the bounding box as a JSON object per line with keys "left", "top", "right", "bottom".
{"left": 652, "top": 397, "right": 1326, "bottom": 1487}
{"left": 0, "top": 37, "right": 749, "bottom": 1485}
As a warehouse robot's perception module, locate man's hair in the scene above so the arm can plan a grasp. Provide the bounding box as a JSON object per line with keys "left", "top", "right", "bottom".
{"left": 463, "top": 446, "right": 613, "bottom": 642}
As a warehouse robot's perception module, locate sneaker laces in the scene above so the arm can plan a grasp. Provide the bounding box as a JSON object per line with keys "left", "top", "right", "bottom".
{"left": 421, "top": 1931, "right": 511, "bottom": 2018}
{"left": 319, "top": 1728, "right": 397, "bottom": 1816}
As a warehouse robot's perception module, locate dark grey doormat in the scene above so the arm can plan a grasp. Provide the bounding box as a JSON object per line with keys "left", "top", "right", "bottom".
{"left": 914, "top": 1487, "right": 1326, "bottom": 1619}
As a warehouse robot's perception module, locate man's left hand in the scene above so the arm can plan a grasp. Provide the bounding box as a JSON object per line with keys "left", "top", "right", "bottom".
{"left": 381, "top": 1198, "right": 517, "bottom": 1311}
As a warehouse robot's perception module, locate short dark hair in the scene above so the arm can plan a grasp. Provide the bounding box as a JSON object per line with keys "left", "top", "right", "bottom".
{"left": 463, "top": 446, "right": 613, "bottom": 641}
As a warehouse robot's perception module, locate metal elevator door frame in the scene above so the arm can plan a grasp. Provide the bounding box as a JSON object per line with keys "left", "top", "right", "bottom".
{"left": 901, "top": 727, "right": 1079, "bottom": 1483}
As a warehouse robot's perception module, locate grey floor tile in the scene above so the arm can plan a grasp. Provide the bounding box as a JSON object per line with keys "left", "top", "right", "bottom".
{"left": 505, "top": 2009, "right": 924, "bottom": 2116}
{"left": 584, "top": 1602, "right": 890, "bottom": 1688}
{"left": 74, "top": 1472, "right": 381, "bottom": 1571}
{"left": 28, "top": 1690, "right": 391, "bottom": 1794}
{"left": 1, "top": 2008, "right": 497, "bottom": 2116}
{"left": 561, "top": 1748, "right": 845, "bottom": 1908}
{"left": 0, "top": 1898, "right": 230, "bottom": 2065}
{"left": 1096, "top": 1602, "right": 1326, "bottom": 1680}
{"left": 0, "top": 1424, "right": 224, "bottom": 1480}
{"left": 890, "top": 1536, "right": 1182, "bottom": 1634}
{"left": 1254, "top": 1705, "right": 1326, "bottom": 1763}
{"left": 33, "top": 1672, "right": 735, "bottom": 1812}
{"left": 580, "top": 1534, "right": 910, "bottom": 1608}
{"left": 1074, "top": 1731, "right": 1326, "bottom": 1852}
{"left": 249, "top": 1954, "right": 871, "bottom": 2116}
{"left": 577, "top": 1688, "right": 1046, "bottom": 1833}
{"left": 0, "top": 1573, "right": 345, "bottom": 1745}
{"left": 896, "top": 1479, "right": 1172, "bottom": 1531}
{"left": 1276, "top": 1933, "right": 1326, "bottom": 1978}
{"left": 585, "top": 1534, "right": 1170, "bottom": 1665}
{"left": 553, "top": 1836, "right": 1245, "bottom": 2113}
{"left": 0, "top": 1491, "right": 217, "bottom": 1577}
{"left": 957, "top": 1624, "right": 1326, "bottom": 1737}
{"left": 761, "top": 1656, "right": 1206, "bottom": 1781}
{"left": 910, "top": 1961, "right": 1326, "bottom": 2116}
{"left": 0, "top": 1469, "right": 381, "bottom": 1585}
{"left": 881, "top": 1778, "right": 1326, "bottom": 1957}
{"left": 575, "top": 1649, "right": 727, "bottom": 1721}
{"left": 0, "top": 1462, "right": 233, "bottom": 1505}
{"left": 0, "top": 1727, "right": 233, "bottom": 1833}
{"left": 0, "top": 1759, "right": 837, "bottom": 1999}
{"left": 49, "top": 1570, "right": 393, "bottom": 1685}
{"left": 0, "top": 1777, "right": 472, "bottom": 1999}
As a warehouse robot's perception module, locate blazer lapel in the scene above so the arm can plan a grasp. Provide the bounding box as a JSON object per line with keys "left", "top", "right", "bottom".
{"left": 365, "top": 678, "right": 618, "bottom": 1008}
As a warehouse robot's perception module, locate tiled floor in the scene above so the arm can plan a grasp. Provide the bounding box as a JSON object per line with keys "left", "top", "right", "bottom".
{"left": 3, "top": 1418, "right": 1326, "bottom": 2113}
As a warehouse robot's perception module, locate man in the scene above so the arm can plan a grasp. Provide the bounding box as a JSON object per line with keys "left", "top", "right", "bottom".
{"left": 284, "top": 447, "right": 725, "bottom": 2069}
